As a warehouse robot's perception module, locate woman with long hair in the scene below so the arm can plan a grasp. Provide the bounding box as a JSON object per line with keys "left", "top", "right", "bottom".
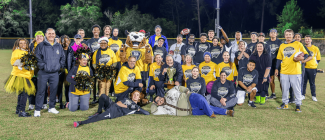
{"left": 182, "top": 54, "right": 196, "bottom": 87}
{"left": 186, "top": 67, "right": 206, "bottom": 97}
{"left": 4, "top": 38, "right": 36, "bottom": 117}
{"left": 216, "top": 51, "right": 238, "bottom": 83}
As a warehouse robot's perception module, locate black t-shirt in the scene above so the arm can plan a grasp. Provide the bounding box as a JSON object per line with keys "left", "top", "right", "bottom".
{"left": 181, "top": 44, "right": 196, "bottom": 62}
{"left": 194, "top": 42, "right": 210, "bottom": 64}
{"left": 86, "top": 37, "right": 100, "bottom": 53}
{"left": 266, "top": 38, "right": 282, "bottom": 61}
{"left": 237, "top": 68, "right": 259, "bottom": 90}
{"left": 235, "top": 49, "right": 252, "bottom": 69}
{"left": 186, "top": 77, "right": 206, "bottom": 96}
{"left": 247, "top": 42, "right": 257, "bottom": 53}
{"left": 211, "top": 80, "right": 236, "bottom": 101}
{"left": 119, "top": 98, "right": 137, "bottom": 115}
{"left": 153, "top": 45, "right": 167, "bottom": 63}
{"left": 249, "top": 53, "right": 271, "bottom": 80}
{"left": 210, "top": 45, "right": 225, "bottom": 65}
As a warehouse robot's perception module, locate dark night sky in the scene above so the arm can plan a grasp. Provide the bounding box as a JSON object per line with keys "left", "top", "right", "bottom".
{"left": 52, "top": 0, "right": 324, "bottom": 32}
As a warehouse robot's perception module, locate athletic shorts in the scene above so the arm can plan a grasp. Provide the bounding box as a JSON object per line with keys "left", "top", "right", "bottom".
{"left": 270, "top": 59, "right": 280, "bottom": 76}
{"left": 236, "top": 87, "right": 258, "bottom": 104}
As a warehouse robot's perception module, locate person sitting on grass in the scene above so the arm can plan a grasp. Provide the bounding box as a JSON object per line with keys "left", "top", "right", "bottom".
{"left": 148, "top": 54, "right": 165, "bottom": 101}
{"left": 66, "top": 53, "right": 93, "bottom": 112}
{"left": 73, "top": 90, "right": 149, "bottom": 128}
{"left": 151, "top": 86, "right": 234, "bottom": 117}
{"left": 236, "top": 60, "right": 258, "bottom": 108}
{"left": 186, "top": 66, "right": 206, "bottom": 97}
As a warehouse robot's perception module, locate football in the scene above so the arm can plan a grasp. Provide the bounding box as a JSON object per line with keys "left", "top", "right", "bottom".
{"left": 294, "top": 52, "right": 304, "bottom": 58}
{"left": 180, "top": 28, "right": 190, "bottom": 35}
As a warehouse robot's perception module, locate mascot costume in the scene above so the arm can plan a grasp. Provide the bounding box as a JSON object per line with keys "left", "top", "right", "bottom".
{"left": 117, "top": 30, "right": 153, "bottom": 106}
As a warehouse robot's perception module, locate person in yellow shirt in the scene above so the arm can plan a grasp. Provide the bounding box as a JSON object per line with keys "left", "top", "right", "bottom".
{"left": 275, "top": 29, "right": 308, "bottom": 112}
{"left": 4, "top": 38, "right": 36, "bottom": 117}
{"left": 182, "top": 54, "right": 196, "bottom": 86}
{"left": 108, "top": 28, "right": 123, "bottom": 54}
{"left": 114, "top": 56, "right": 143, "bottom": 102}
{"left": 148, "top": 54, "right": 164, "bottom": 102}
{"left": 199, "top": 52, "right": 217, "bottom": 85}
{"left": 303, "top": 35, "right": 321, "bottom": 101}
{"left": 206, "top": 30, "right": 215, "bottom": 43}
{"left": 66, "top": 53, "right": 93, "bottom": 112}
{"left": 93, "top": 37, "right": 118, "bottom": 97}
{"left": 216, "top": 51, "right": 238, "bottom": 82}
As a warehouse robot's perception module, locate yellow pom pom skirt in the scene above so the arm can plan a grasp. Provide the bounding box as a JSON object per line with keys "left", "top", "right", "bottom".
{"left": 4, "top": 75, "right": 36, "bottom": 95}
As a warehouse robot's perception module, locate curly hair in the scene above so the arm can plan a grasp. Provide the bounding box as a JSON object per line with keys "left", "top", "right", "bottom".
{"left": 60, "top": 35, "right": 70, "bottom": 47}
{"left": 12, "top": 38, "right": 29, "bottom": 52}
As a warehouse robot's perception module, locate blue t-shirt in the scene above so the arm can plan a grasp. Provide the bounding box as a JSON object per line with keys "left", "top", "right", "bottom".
{"left": 237, "top": 68, "right": 259, "bottom": 90}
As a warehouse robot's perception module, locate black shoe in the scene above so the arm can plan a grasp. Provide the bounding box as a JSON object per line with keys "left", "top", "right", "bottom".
{"left": 60, "top": 104, "right": 66, "bottom": 109}
{"left": 16, "top": 110, "right": 19, "bottom": 114}
{"left": 248, "top": 102, "right": 256, "bottom": 108}
{"left": 295, "top": 106, "right": 302, "bottom": 112}
{"left": 18, "top": 111, "right": 31, "bottom": 117}
{"left": 91, "top": 100, "right": 99, "bottom": 105}
{"left": 269, "top": 94, "right": 276, "bottom": 99}
{"left": 88, "top": 113, "right": 100, "bottom": 119}
{"left": 150, "top": 96, "right": 153, "bottom": 102}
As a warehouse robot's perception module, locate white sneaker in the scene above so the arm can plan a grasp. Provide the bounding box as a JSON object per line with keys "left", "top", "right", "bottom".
{"left": 42, "top": 104, "right": 48, "bottom": 109}
{"left": 312, "top": 96, "right": 318, "bottom": 102}
{"left": 28, "top": 105, "right": 34, "bottom": 110}
{"left": 34, "top": 110, "right": 41, "bottom": 117}
{"left": 48, "top": 108, "right": 59, "bottom": 114}
{"left": 302, "top": 96, "right": 305, "bottom": 100}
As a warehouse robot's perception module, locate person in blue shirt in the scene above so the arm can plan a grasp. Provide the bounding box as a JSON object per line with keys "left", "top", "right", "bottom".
{"left": 148, "top": 25, "right": 169, "bottom": 52}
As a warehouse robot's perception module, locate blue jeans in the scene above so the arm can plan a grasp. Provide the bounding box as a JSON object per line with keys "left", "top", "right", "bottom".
{"left": 189, "top": 93, "right": 226, "bottom": 116}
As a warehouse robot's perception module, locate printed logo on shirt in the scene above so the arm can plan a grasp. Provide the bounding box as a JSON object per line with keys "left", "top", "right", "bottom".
{"left": 77, "top": 70, "right": 89, "bottom": 76}
{"left": 310, "top": 51, "right": 314, "bottom": 57}
{"left": 243, "top": 74, "right": 254, "bottom": 85}
{"left": 174, "top": 45, "right": 181, "bottom": 55}
{"left": 222, "top": 66, "right": 232, "bottom": 77}
{"left": 154, "top": 49, "right": 164, "bottom": 57}
{"left": 104, "top": 113, "right": 111, "bottom": 118}
{"left": 184, "top": 69, "right": 192, "bottom": 79}
{"left": 110, "top": 44, "right": 119, "bottom": 53}
{"left": 56, "top": 49, "right": 59, "bottom": 54}
{"left": 237, "top": 52, "right": 245, "bottom": 60}
{"left": 131, "top": 50, "right": 142, "bottom": 61}
{"left": 91, "top": 42, "right": 100, "bottom": 52}
{"left": 283, "top": 46, "right": 295, "bottom": 58}
{"left": 127, "top": 73, "right": 136, "bottom": 82}
{"left": 211, "top": 48, "right": 221, "bottom": 58}
{"left": 123, "top": 99, "right": 132, "bottom": 105}
{"left": 190, "top": 82, "right": 201, "bottom": 93}
{"left": 187, "top": 47, "right": 196, "bottom": 57}
{"left": 154, "top": 68, "right": 161, "bottom": 78}
{"left": 270, "top": 44, "right": 279, "bottom": 54}
{"left": 201, "top": 66, "right": 211, "bottom": 75}
{"left": 217, "top": 87, "right": 228, "bottom": 98}
{"left": 249, "top": 45, "right": 254, "bottom": 52}
{"left": 99, "top": 54, "right": 111, "bottom": 65}
{"left": 199, "top": 44, "right": 208, "bottom": 52}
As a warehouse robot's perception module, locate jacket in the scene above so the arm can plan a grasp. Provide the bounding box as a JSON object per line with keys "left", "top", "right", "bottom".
{"left": 35, "top": 38, "right": 65, "bottom": 73}
{"left": 230, "top": 33, "right": 247, "bottom": 62}
{"left": 66, "top": 65, "right": 93, "bottom": 93}
{"left": 66, "top": 45, "right": 75, "bottom": 71}
{"left": 159, "top": 61, "right": 183, "bottom": 84}
{"left": 148, "top": 34, "right": 169, "bottom": 52}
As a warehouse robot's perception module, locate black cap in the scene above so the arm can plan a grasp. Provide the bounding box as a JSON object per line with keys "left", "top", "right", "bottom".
{"left": 258, "top": 32, "right": 265, "bottom": 37}
{"left": 200, "top": 33, "right": 207, "bottom": 37}
{"left": 158, "top": 37, "right": 165, "bottom": 41}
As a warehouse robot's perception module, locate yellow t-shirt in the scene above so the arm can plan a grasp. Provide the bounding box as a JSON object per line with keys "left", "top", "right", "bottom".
{"left": 92, "top": 49, "right": 117, "bottom": 66}
{"left": 71, "top": 65, "right": 91, "bottom": 95}
{"left": 10, "top": 49, "right": 33, "bottom": 79}
{"left": 149, "top": 62, "right": 161, "bottom": 81}
{"left": 305, "top": 45, "right": 321, "bottom": 69}
{"left": 182, "top": 64, "right": 196, "bottom": 86}
{"left": 216, "top": 62, "right": 238, "bottom": 81}
{"left": 199, "top": 61, "right": 217, "bottom": 85}
{"left": 277, "top": 41, "right": 308, "bottom": 75}
{"left": 108, "top": 38, "right": 123, "bottom": 54}
{"left": 114, "top": 65, "right": 142, "bottom": 94}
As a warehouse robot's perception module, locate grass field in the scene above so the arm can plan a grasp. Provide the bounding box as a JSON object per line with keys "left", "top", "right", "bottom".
{"left": 0, "top": 49, "right": 325, "bottom": 139}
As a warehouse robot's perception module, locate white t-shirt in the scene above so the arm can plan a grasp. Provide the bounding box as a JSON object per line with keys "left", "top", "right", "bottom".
{"left": 170, "top": 42, "right": 184, "bottom": 64}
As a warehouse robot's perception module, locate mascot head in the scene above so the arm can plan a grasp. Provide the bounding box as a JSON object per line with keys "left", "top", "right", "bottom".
{"left": 125, "top": 30, "right": 150, "bottom": 49}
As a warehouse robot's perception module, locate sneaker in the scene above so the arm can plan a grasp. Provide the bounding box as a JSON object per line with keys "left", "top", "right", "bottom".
{"left": 312, "top": 96, "right": 317, "bottom": 102}
{"left": 277, "top": 103, "right": 288, "bottom": 109}
{"left": 209, "top": 113, "right": 216, "bottom": 118}
{"left": 19, "top": 111, "right": 31, "bottom": 117}
{"left": 28, "top": 105, "right": 34, "bottom": 110}
{"left": 34, "top": 110, "right": 41, "bottom": 117}
{"left": 302, "top": 96, "right": 305, "bottom": 100}
{"left": 88, "top": 113, "right": 100, "bottom": 119}
{"left": 42, "top": 104, "right": 48, "bottom": 110}
{"left": 269, "top": 94, "right": 276, "bottom": 99}
{"left": 265, "top": 96, "right": 268, "bottom": 101}
{"left": 295, "top": 106, "right": 302, "bottom": 112}
{"left": 48, "top": 108, "right": 59, "bottom": 114}
{"left": 227, "top": 110, "right": 234, "bottom": 117}
{"left": 150, "top": 96, "right": 153, "bottom": 102}
{"left": 73, "top": 121, "right": 80, "bottom": 128}
{"left": 248, "top": 102, "right": 256, "bottom": 108}
{"left": 91, "top": 100, "right": 98, "bottom": 105}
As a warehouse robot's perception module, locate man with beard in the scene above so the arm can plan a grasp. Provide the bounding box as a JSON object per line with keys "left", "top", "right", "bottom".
{"left": 114, "top": 56, "right": 143, "bottom": 102}
{"left": 267, "top": 29, "right": 283, "bottom": 99}
{"left": 230, "top": 31, "right": 247, "bottom": 63}
{"left": 103, "top": 25, "right": 112, "bottom": 39}
{"left": 159, "top": 55, "right": 183, "bottom": 87}
{"left": 247, "top": 32, "right": 258, "bottom": 53}
{"left": 149, "top": 25, "right": 169, "bottom": 51}
{"left": 181, "top": 33, "right": 196, "bottom": 63}
{"left": 169, "top": 34, "right": 185, "bottom": 64}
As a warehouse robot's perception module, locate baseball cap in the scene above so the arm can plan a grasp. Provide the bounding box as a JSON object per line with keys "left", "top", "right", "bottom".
{"left": 74, "top": 34, "right": 82, "bottom": 39}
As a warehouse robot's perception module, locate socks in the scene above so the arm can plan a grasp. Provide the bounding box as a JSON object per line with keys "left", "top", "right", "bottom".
{"left": 249, "top": 101, "right": 252, "bottom": 103}
{"left": 255, "top": 96, "right": 260, "bottom": 103}
{"left": 260, "top": 97, "right": 266, "bottom": 104}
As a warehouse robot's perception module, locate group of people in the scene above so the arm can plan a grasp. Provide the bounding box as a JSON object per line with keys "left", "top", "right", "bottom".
{"left": 4, "top": 24, "right": 321, "bottom": 128}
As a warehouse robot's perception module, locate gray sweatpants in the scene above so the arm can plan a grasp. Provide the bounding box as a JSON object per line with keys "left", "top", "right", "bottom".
{"left": 210, "top": 96, "right": 238, "bottom": 109}
{"left": 69, "top": 92, "right": 90, "bottom": 112}
{"left": 280, "top": 74, "right": 302, "bottom": 105}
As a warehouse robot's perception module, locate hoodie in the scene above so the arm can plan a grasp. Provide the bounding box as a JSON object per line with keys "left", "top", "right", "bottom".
{"left": 114, "top": 63, "right": 142, "bottom": 94}
{"left": 230, "top": 33, "right": 247, "bottom": 62}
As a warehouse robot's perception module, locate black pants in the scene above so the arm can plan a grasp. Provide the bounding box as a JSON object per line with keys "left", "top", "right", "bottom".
{"left": 16, "top": 91, "right": 28, "bottom": 112}
{"left": 28, "top": 77, "right": 47, "bottom": 105}
{"left": 141, "top": 71, "right": 148, "bottom": 91}
{"left": 35, "top": 71, "right": 59, "bottom": 111}
{"left": 256, "top": 79, "right": 269, "bottom": 97}
{"left": 303, "top": 68, "right": 317, "bottom": 96}
{"left": 97, "top": 94, "right": 115, "bottom": 113}
{"left": 80, "top": 103, "right": 124, "bottom": 125}
{"left": 57, "top": 72, "right": 69, "bottom": 106}
{"left": 148, "top": 81, "right": 165, "bottom": 97}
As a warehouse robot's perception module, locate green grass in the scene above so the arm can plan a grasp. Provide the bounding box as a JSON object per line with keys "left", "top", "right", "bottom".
{"left": 1, "top": 49, "right": 325, "bottom": 139}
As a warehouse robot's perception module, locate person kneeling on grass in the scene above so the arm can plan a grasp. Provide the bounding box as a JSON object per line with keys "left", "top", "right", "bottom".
{"left": 151, "top": 86, "right": 234, "bottom": 118}
{"left": 236, "top": 60, "right": 258, "bottom": 108}
{"left": 73, "top": 90, "right": 149, "bottom": 128}
{"left": 66, "top": 53, "right": 93, "bottom": 112}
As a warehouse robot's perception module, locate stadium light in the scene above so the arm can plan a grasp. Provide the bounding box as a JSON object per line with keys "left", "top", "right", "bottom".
{"left": 215, "top": 0, "right": 220, "bottom": 38}
{"left": 29, "top": 0, "right": 32, "bottom": 42}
